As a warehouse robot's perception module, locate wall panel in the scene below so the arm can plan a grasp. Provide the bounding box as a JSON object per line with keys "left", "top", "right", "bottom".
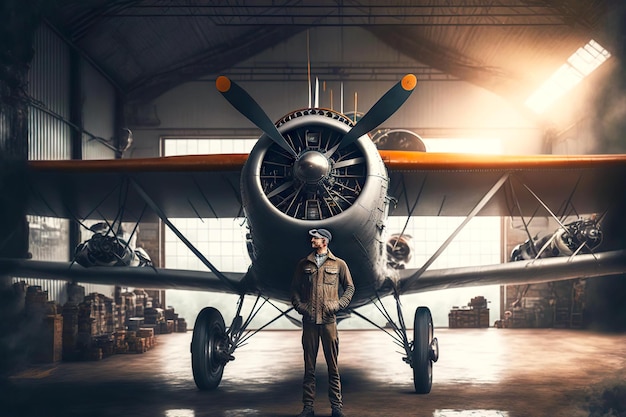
{"left": 82, "top": 62, "right": 117, "bottom": 160}
{"left": 28, "top": 25, "right": 71, "bottom": 161}
{"left": 14, "top": 24, "right": 117, "bottom": 304}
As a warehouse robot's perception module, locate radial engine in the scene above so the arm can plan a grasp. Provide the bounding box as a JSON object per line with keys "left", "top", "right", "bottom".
{"left": 74, "top": 222, "right": 152, "bottom": 267}
{"left": 510, "top": 216, "right": 603, "bottom": 261}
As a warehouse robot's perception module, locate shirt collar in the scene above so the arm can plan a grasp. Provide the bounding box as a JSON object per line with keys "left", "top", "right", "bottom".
{"left": 307, "top": 249, "right": 336, "bottom": 263}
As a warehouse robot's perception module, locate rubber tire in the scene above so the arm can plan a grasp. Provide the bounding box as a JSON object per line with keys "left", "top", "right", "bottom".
{"left": 191, "top": 307, "right": 226, "bottom": 390}
{"left": 412, "top": 306, "right": 433, "bottom": 394}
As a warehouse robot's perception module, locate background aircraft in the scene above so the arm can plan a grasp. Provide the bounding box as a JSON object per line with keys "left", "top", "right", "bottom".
{"left": 1, "top": 74, "right": 625, "bottom": 394}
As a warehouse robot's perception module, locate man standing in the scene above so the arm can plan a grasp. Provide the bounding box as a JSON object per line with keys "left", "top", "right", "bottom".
{"left": 291, "top": 228, "right": 355, "bottom": 417}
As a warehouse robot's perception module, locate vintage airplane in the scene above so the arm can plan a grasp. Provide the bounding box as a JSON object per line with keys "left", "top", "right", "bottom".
{"left": 1, "top": 73, "right": 625, "bottom": 394}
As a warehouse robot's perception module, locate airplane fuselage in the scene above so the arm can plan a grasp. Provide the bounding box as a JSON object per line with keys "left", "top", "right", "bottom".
{"left": 240, "top": 109, "right": 398, "bottom": 307}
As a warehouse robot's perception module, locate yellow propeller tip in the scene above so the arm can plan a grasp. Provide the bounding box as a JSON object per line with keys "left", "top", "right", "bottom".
{"left": 401, "top": 74, "right": 417, "bottom": 91}
{"left": 216, "top": 76, "right": 231, "bottom": 93}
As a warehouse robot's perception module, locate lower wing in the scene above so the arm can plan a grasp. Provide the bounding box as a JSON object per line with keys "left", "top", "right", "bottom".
{"left": 397, "top": 250, "right": 626, "bottom": 294}
{"left": 0, "top": 258, "right": 247, "bottom": 294}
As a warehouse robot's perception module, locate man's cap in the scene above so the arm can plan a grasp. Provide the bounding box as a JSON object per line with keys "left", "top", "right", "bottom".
{"left": 309, "top": 228, "right": 332, "bottom": 242}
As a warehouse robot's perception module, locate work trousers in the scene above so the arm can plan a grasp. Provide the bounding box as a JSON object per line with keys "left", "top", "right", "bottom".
{"left": 301, "top": 321, "right": 342, "bottom": 410}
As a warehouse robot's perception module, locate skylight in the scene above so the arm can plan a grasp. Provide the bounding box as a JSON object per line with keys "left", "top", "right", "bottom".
{"left": 525, "top": 39, "right": 611, "bottom": 114}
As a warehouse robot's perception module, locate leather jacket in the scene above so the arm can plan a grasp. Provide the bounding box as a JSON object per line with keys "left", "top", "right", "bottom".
{"left": 291, "top": 249, "right": 355, "bottom": 324}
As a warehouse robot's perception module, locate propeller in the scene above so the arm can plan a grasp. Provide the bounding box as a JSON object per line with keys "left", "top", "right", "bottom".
{"left": 327, "top": 74, "right": 417, "bottom": 155}
{"left": 216, "top": 74, "right": 416, "bottom": 159}
{"left": 216, "top": 76, "right": 298, "bottom": 158}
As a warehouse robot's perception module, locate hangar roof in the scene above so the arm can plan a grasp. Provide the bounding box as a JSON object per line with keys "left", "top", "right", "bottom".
{"left": 43, "top": 1, "right": 624, "bottom": 106}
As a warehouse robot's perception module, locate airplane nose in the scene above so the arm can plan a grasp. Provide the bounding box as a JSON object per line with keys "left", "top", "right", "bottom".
{"left": 294, "top": 151, "right": 331, "bottom": 184}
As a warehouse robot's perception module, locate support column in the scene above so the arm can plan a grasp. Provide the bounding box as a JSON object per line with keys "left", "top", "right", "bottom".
{"left": 0, "top": 0, "right": 47, "bottom": 266}
{"left": 0, "top": 0, "right": 49, "bottom": 377}
{"left": 68, "top": 48, "right": 82, "bottom": 256}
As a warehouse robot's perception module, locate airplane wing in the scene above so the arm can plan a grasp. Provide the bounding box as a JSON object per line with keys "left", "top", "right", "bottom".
{"left": 0, "top": 258, "right": 247, "bottom": 293}
{"left": 13, "top": 150, "right": 626, "bottom": 297}
{"left": 397, "top": 250, "right": 626, "bottom": 294}
{"left": 381, "top": 151, "right": 626, "bottom": 217}
{"left": 381, "top": 150, "right": 626, "bottom": 293}
{"left": 25, "top": 151, "right": 626, "bottom": 221}
{"left": 24, "top": 154, "right": 248, "bottom": 221}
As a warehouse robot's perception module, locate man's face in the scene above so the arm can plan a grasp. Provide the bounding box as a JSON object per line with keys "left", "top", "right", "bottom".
{"left": 311, "top": 236, "right": 326, "bottom": 250}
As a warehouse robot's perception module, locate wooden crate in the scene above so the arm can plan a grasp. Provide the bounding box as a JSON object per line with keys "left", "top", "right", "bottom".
{"left": 448, "top": 308, "right": 490, "bottom": 328}
{"left": 33, "top": 315, "right": 63, "bottom": 363}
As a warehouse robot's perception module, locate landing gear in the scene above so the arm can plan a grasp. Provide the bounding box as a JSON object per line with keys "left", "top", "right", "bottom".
{"left": 350, "top": 294, "right": 440, "bottom": 395}
{"left": 190, "top": 295, "right": 298, "bottom": 390}
{"left": 412, "top": 307, "right": 439, "bottom": 394}
{"left": 191, "top": 307, "right": 230, "bottom": 390}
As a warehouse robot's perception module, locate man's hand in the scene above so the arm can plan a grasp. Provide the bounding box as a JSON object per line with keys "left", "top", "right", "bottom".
{"left": 296, "top": 302, "right": 310, "bottom": 316}
{"left": 327, "top": 300, "right": 340, "bottom": 314}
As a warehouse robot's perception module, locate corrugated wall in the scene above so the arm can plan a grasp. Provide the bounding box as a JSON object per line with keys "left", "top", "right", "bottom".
{"left": 14, "top": 24, "right": 117, "bottom": 304}
{"left": 82, "top": 63, "right": 117, "bottom": 160}
{"left": 28, "top": 25, "right": 71, "bottom": 161}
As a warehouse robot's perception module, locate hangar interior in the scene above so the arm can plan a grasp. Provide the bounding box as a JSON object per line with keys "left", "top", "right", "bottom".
{"left": 1, "top": 1, "right": 625, "bottom": 369}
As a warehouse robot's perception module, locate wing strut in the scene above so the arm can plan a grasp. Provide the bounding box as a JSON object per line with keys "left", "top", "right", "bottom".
{"left": 392, "top": 174, "right": 427, "bottom": 254}
{"left": 518, "top": 180, "right": 598, "bottom": 259}
{"left": 130, "top": 178, "right": 241, "bottom": 294}
{"left": 507, "top": 181, "right": 539, "bottom": 257}
{"left": 401, "top": 172, "right": 510, "bottom": 291}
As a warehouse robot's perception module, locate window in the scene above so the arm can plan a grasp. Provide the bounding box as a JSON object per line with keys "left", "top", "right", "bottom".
{"left": 525, "top": 40, "right": 611, "bottom": 114}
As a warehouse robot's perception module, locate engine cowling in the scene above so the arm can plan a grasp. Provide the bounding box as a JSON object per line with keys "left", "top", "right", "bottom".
{"left": 247, "top": 109, "right": 368, "bottom": 220}
{"left": 241, "top": 109, "right": 391, "bottom": 299}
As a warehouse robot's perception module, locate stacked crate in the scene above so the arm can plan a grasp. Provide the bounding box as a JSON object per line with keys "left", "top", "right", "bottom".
{"left": 176, "top": 318, "right": 188, "bottom": 332}
{"left": 119, "top": 291, "right": 136, "bottom": 327}
{"left": 93, "top": 333, "right": 115, "bottom": 357}
{"left": 127, "top": 317, "right": 145, "bottom": 331}
{"left": 122, "top": 328, "right": 156, "bottom": 353}
{"left": 33, "top": 312, "right": 63, "bottom": 363}
{"left": 104, "top": 297, "right": 117, "bottom": 333}
{"left": 448, "top": 296, "right": 490, "bottom": 328}
{"left": 25, "top": 286, "right": 49, "bottom": 317}
{"left": 23, "top": 285, "right": 64, "bottom": 363}
{"left": 164, "top": 307, "right": 188, "bottom": 332}
{"left": 133, "top": 289, "right": 149, "bottom": 317}
{"left": 137, "top": 328, "right": 156, "bottom": 351}
{"left": 72, "top": 293, "right": 118, "bottom": 359}
{"left": 62, "top": 303, "right": 80, "bottom": 360}
{"left": 144, "top": 307, "right": 165, "bottom": 334}
{"left": 113, "top": 330, "right": 129, "bottom": 354}
{"left": 17, "top": 285, "right": 191, "bottom": 362}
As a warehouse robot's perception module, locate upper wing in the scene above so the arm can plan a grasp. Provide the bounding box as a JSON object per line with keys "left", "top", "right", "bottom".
{"left": 0, "top": 258, "right": 247, "bottom": 293}
{"left": 381, "top": 151, "right": 626, "bottom": 216}
{"left": 26, "top": 151, "right": 626, "bottom": 221}
{"left": 397, "top": 249, "right": 626, "bottom": 294}
{"left": 25, "top": 154, "right": 248, "bottom": 221}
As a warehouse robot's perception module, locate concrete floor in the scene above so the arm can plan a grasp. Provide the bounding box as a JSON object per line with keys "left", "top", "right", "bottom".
{"left": 3, "top": 328, "right": 625, "bottom": 417}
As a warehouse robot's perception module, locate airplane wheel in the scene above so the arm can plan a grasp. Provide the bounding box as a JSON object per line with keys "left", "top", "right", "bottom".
{"left": 412, "top": 306, "right": 436, "bottom": 394}
{"left": 191, "top": 307, "right": 228, "bottom": 390}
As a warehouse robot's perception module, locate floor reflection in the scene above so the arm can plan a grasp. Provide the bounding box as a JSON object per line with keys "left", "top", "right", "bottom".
{"left": 3, "top": 328, "right": 625, "bottom": 417}
{"left": 165, "top": 410, "right": 195, "bottom": 417}
{"left": 434, "top": 410, "right": 509, "bottom": 417}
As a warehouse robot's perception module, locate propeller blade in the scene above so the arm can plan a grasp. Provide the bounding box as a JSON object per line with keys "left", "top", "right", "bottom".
{"left": 337, "top": 74, "right": 417, "bottom": 151}
{"left": 216, "top": 76, "right": 297, "bottom": 158}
